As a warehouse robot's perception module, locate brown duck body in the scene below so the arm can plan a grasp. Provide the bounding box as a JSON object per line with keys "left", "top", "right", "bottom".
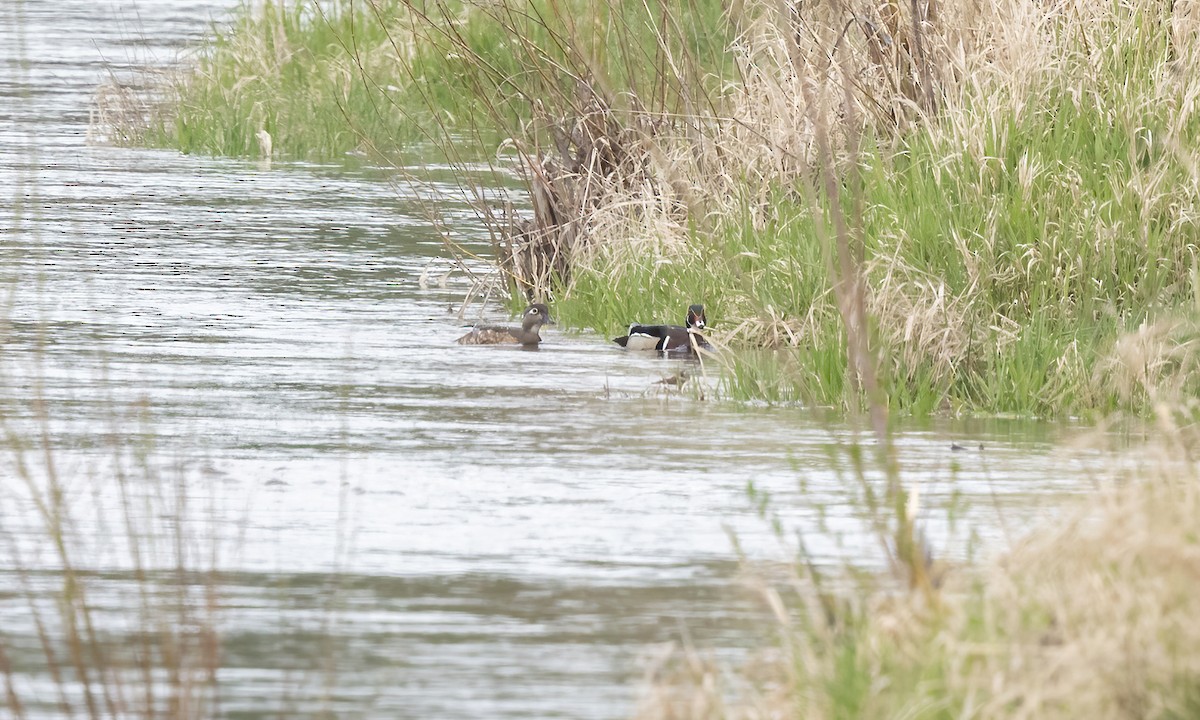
{"left": 457, "top": 325, "right": 542, "bottom": 345}
{"left": 456, "top": 304, "right": 553, "bottom": 346}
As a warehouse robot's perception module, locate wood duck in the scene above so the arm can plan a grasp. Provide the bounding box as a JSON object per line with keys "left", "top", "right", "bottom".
{"left": 614, "top": 304, "right": 708, "bottom": 353}
{"left": 456, "top": 303, "right": 554, "bottom": 346}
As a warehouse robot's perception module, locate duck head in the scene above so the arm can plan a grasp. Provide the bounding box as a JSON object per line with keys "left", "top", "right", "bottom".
{"left": 522, "top": 303, "right": 555, "bottom": 331}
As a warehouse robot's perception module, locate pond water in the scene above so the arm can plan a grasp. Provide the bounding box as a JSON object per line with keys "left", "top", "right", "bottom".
{"left": 0, "top": 2, "right": 1101, "bottom": 718}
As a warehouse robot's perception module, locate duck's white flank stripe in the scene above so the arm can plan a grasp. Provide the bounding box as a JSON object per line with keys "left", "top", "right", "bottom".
{"left": 625, "top": 332, "right": 661, "bottom": 351}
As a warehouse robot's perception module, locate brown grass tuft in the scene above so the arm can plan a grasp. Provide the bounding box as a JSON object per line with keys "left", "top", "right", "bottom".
{"left": 1098, "top": 316, "right": 1200, "bottom": 411}
{"left": 867, "top": 264, "right": 980, "bottom": 386}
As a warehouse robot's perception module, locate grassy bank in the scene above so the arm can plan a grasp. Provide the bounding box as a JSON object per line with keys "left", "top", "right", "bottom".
{"left": 107, "top": 0, "right": 1200, "bottom": 419}
{"left": 545, "top": 0, "right": 1200, "bottom": 419}
{"left": 108, "top": 0, "right": 733, "bottom": 160}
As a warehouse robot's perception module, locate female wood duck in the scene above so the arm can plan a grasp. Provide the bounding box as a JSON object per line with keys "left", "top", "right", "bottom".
{"left": 613, "top": 304, "right": 708, "bottom": 353}
{"left": 456, "top": 303, "right": 554, "bottom": 346}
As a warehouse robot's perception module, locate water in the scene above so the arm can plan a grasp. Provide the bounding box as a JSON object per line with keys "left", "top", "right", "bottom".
{"left": 0, "top": 2, "right": 1101, "bottom": 718}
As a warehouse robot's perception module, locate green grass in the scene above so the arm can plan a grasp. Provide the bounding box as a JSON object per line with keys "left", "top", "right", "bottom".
{"left": 154, "top": 1, "right": 430, "bottom": 158}
{"left": 128, "top": 0, "right": 736, "bottom": 160}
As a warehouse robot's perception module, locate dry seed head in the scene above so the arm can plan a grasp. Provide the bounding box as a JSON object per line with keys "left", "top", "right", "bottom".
{"left": 1099, "top": 318, "right": 1200, "bottom": 406}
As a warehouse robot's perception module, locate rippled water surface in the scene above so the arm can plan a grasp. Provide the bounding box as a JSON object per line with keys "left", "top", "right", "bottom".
{"left": 0, "top": 3, "right": 1100, "bottom": 718}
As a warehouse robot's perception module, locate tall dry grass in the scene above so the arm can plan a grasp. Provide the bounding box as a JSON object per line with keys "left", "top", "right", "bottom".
{"left": 633, "top": 395, "right": 1200, "bottom": 719}
{"left": 0, "top": 402, "right": 223, "bottom": 719}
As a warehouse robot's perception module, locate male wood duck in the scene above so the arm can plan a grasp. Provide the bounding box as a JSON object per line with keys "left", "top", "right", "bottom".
{"left": 456, "top": 303, "right": 554, "bottom": 346}
{"left": 614, "top": 304, "right": 708, "bottom": 353}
